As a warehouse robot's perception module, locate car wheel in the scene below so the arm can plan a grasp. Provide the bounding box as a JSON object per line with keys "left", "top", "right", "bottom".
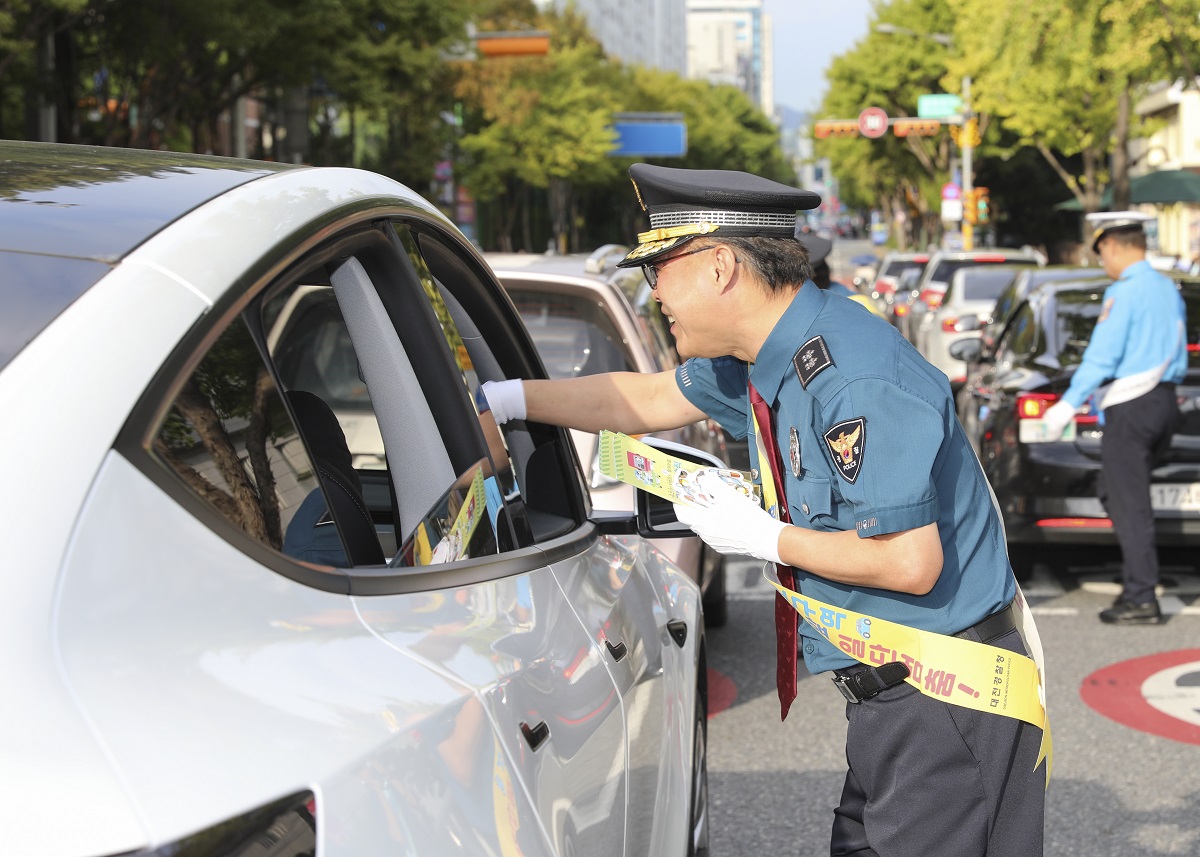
{"left": 688, "top": 651, "right": 710, "bottom": 857}
{"left": 700, "top": 548, "right": 727, "bottom": 628}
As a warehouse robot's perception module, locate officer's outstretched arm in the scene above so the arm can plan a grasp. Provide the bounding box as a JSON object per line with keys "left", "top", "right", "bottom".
{"left": 778, "top": 522, "right": 943, "bottom": 596}
{"left": 482, "top": 370, "right": 706, "bottom": 435}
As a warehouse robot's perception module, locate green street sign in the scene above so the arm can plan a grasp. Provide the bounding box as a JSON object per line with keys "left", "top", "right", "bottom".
{"left": 918, "top": 93, "right": 963, "bottom": 119}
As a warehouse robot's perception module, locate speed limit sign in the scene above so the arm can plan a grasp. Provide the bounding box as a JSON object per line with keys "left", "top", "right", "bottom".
{"left": 858, "top": 107, "right": 889, "bottom": 139}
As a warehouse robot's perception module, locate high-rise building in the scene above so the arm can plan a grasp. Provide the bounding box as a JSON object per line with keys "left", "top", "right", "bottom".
{"left": 685, "top": 0, "right": 773, "bottom": 118}
{"left": 533, "top": 0, "right": 688, "bottom": 75}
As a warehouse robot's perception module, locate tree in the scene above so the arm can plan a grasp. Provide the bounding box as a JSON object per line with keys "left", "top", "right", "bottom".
{"left": 816, "top": 0, "right": 959, "bottom": 249}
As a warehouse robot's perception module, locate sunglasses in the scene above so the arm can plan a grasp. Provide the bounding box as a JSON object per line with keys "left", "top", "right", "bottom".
{"left": 641, "top": 245, "right": 718, "bottom": 289}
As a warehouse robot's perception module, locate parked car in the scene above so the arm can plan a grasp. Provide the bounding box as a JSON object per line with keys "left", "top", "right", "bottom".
{"left": 1, "top": 141, "right": 709, "bottom": 857}
{"left": 871, "top": 250, "right": 930, "bottom": 317}
{"left": 914, "top": 265, "right": 1025, "bottom": 387}
{"left": 956, "top": 267, "right": 1105, "bottom": 450}
{"left": 951, "top": 278, "right": 1200, "bottom": 579}
{"left": 486, "top": 247, "right": 731, "bottom": 625}
{"left": 887, "top": 265, "right": 927, "bottom": 330}
{"left": 900, "top": 248, "right": 1044, "bottom": 343}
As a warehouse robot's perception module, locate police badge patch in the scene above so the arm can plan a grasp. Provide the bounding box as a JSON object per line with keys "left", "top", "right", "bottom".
{"left": 792, "top": 335, "right": 834, "bottom": 389}
{"left": 789, "top": 426, "right": 801, "bottom": 477}
{"left": 823, "top": 417, "right": 866, "bottom": 484}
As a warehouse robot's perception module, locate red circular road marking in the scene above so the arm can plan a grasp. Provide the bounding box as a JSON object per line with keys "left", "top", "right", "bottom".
{"left": 1080, "top": 649, "right": 1200, "bottom": 745}
{"left": 707, "top": 667, "right": 737, "bottom": 718}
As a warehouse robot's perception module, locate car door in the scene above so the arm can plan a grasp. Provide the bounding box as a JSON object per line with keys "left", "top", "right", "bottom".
{"left": 344, "top": 223, "right": 682, "bottom": 857}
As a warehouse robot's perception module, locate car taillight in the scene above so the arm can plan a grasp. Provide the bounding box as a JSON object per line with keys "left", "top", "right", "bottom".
{"left": 1188, "top": 343, "right": 1200, "bottom": 353}
{"left": 919, "top": 289, "right": 944, "bottom": 309}
{"left": 1016, "top": 393, "right": 1056, "bottom": 419}
{"left": 973, "top": 255, "right": 1008, "bottom": 263}
{"left": 1016, "top": 392, "right": 1099, "bottom": 425}
{"left": 894, "top": 304, "right": 910, "bottom": 316}
{"left": 941, "top": 317, "right": 976, "bottom": 332}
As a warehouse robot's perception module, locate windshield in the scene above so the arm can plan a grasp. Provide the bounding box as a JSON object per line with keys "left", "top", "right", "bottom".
{"left": 508, "top": 290, "right": 636, "bottom": 379}
{"left": 959, "top": 268, "right": 1019, "bottom": 301}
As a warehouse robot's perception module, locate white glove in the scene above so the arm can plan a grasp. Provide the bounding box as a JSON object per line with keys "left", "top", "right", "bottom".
{"left": 480, "top": 380, "right": 526, "bottom": 424}
{"left": 1041, "top": 400, "right": 1075, "bottom": 438}
{"left": 673, "top": 471, "right": 788, "bottom": 565}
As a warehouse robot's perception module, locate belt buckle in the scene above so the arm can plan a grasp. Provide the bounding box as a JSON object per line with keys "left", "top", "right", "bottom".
{"left": 832, "top": 674, "right": 861, "bottom": 704}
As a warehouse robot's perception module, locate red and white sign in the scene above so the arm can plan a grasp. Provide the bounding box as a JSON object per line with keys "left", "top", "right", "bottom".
{"left": 942, "top": 182, "right": 961, "bottom": 201}
{"left": 1081, "top": 649, "right": 1200, "bottom": 745}
{"left": 858, "top": 107, "right": 889, "bottom": 139}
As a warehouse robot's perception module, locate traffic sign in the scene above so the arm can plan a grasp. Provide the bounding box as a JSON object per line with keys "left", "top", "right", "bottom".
{"left": 942, "top": 182, "right": 961, "bottom": 201}
{"left": 611, "top": 113, "right": 688, "bottom": 157}
{"left": 918, "top": 93, "right": 963, "bottom": 119}
{"left": 858, "top": 107, "right": 889, "bottom": 139}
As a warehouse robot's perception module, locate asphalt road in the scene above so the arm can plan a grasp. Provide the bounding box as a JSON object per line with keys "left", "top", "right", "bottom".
{"left": 704, "top": 550, "right": 1200, "bottom": 857}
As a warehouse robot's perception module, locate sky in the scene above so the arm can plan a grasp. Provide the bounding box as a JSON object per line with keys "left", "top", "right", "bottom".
{"left": 763, "top": 0, "right": 875, "bottom": 115}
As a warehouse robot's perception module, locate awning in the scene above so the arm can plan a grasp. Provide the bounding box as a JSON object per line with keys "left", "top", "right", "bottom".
{"left": 1054, "top": 169, "right": 1200, "bottom": 211}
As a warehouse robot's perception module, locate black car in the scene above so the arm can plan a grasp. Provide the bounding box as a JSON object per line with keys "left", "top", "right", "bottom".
{"left": 953, "top": 279, "right": 1200, "bottom": 579}
{"left": 957, "top": 268, "right": 1107, "bottom": 450}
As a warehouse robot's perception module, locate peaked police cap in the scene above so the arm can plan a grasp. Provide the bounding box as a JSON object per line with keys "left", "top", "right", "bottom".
{"left": 617, "top": 164, "right": 822, "bottom": 267}
{"left": 1086, "top": 210, "right": 1153, "bottom": 253}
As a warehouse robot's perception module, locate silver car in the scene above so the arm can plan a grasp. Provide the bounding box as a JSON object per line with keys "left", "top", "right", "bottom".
{"left": 487, "top": 248, "right": 731, "bottom": 626}
{"left": 0, "top": 141, "right": 708, "bottom": 857}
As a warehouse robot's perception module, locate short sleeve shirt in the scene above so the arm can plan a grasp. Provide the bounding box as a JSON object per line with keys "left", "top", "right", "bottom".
{"left": 676, "top": 283, "right": 1015, "bottom": 673}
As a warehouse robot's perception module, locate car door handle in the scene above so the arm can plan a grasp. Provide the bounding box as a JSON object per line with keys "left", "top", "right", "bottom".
{"left": 520, "top": 721, "right": 549, "bottom": 752}
{"left": 605, "top": 639, "right": 628, "bottom": 661}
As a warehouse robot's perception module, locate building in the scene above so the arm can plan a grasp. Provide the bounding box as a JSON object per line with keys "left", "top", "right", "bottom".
{"left": 685, "top": 0, "right": 773, "bottom": 118}
{"left": 534, "top": 0, "right": 688, "bottom": 75}
{"left": 1130, "top": 80, "right": 1200, "bottom": 265}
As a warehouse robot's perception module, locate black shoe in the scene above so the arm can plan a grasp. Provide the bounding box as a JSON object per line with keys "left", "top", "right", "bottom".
{"left": 1099, "top": 599, "right": 1164, "bottom": 625}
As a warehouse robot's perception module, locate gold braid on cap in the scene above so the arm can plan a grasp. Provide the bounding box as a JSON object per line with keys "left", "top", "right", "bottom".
{"left": 636, "top": 222, "right": 721, "bottom": 242}
{"left": 631, "top": 178, "right": 647, "bottom": 212}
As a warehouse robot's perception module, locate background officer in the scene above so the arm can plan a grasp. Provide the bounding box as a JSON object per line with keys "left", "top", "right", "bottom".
{"left": 483, "top": 163, "right": 1045, "bottom": 856}
{"left": 1043, "top": 211, "right": 1188, "bottom": 624}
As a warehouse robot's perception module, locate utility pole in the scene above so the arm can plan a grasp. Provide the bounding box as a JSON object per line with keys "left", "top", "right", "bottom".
{"left": 961, "top": 75, "right": 974, "bottom": 251}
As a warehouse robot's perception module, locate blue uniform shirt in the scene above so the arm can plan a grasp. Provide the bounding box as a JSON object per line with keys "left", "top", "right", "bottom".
{"left": 1063, "top": 260, "right": 1187, "bottom": 409}
{"left": 676, "top": 282, "right": 1015, "bottom": 673}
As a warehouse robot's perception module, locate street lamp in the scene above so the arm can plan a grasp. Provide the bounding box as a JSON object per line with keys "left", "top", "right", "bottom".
{"left": 873, "top": 24, "right": 978, "bottom": 249}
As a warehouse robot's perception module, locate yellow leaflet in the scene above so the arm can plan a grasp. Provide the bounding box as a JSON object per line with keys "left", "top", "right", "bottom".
{"left": 597, "top": 430, "right": 758, "bottom": 507}
{"left": 765, "top": 566, "right": 1052, "bottom": 785}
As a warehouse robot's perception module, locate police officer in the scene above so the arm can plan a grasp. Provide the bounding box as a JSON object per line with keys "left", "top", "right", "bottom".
{"left": 797, "top": 231, "right": 856, "bottom": 297}
{"left": 1042, "top": 211, "right": 1188, "bottom": 624}
{"left": 481, "top": 164, "right": 1045, "bottom": 857}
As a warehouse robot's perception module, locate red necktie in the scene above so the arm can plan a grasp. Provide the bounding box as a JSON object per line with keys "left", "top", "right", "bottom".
{"left": 748, "top": 382, "right": 798, "bottom": 720}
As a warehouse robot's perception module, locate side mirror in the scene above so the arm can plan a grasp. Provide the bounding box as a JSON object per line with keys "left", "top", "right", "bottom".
{"left": 949, "top": 337, "right": 983, "bottom": 363}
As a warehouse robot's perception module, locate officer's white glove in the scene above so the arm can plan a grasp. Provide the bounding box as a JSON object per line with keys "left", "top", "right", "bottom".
{"left": 479, "top": 380, "right": 526, "bottom": 424}
{"left": 1041, "top": 400, "right": 1075, "bottom": 439}
{"left": 673, "top": 471, "right": 788, "bottom": 566}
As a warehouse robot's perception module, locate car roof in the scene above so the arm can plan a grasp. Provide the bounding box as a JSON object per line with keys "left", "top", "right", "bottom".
{"left": 0, "top": 141, "right": 297, "bottom": 263}
{"left": 0, "top": 141, "right": 299, "bottom": 373}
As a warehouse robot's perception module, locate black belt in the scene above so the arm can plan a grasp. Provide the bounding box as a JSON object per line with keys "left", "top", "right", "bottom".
{"left": 831, "top": 603, "right": 1017, "bottom": 704}
{"left": 953, "top": 602, "right": 1017, "bottom": 644}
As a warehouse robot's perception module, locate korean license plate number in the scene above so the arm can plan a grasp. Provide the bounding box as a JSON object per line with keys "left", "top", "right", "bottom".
{"left": 1018, "top": 419, "right": 1076, "bottom": 444}
{"left": 1151, "top": 483, "right": 1200, "bottom": 513}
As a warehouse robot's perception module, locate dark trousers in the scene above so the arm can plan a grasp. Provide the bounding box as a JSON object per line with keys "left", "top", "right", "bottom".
{"left": 829, "top": 628, "right": 1045, "bottom": 857}
{"left": 1098, "top": 383, "right": 1179, "bottom": 605}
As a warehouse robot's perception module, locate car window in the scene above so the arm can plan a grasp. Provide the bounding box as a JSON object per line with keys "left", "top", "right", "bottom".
{"left": 1181, "top": 283, "right": 1200, "bottom": 369}
{"left": 995, "top": 301, "right": 1037, "bottom": 364}
{"left": 959, "top": 269, "right": 1018, "bottom": 302}
{"left": 152, "top": 316, "right": 349, "bottom": 565}
{"left": 1053, "top": 289, "right": 1104, "bottom": 367}
{"left": 930, "top": 258, "right": 1035, "bottom": 288}
{"left": 507, "top": 290, "right": 636, "bottom": 378}
{"left": 880, "top": 259, "right": 926, "bottom": 279}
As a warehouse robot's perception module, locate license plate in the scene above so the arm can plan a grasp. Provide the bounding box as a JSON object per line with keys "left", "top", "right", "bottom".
{"left": 1019, "top": 419, "right": 1076, "bottom": 444}
{"left": 1151, "top": 482, "right": 1200, "bottom": 513}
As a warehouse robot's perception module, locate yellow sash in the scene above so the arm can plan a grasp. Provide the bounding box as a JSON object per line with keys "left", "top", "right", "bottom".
{"left": 751, "top": 410, "right": 1052, "bottom": 783}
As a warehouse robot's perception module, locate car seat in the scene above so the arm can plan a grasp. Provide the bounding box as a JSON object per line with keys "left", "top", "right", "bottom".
{"left": 285, "top": 390, "right": 385, "bottom": 566}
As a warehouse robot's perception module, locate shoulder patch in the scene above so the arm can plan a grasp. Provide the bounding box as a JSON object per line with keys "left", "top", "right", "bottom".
{"left": 793, "top": 335, "right": 834, "bottom": 389}
{"left": 823, "top": 417, "right": 866, "bottom": 484}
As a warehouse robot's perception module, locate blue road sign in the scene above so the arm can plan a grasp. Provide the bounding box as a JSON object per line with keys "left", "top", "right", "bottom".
{"left": 611, "top": 114, "right": 688, "bottom": 157}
